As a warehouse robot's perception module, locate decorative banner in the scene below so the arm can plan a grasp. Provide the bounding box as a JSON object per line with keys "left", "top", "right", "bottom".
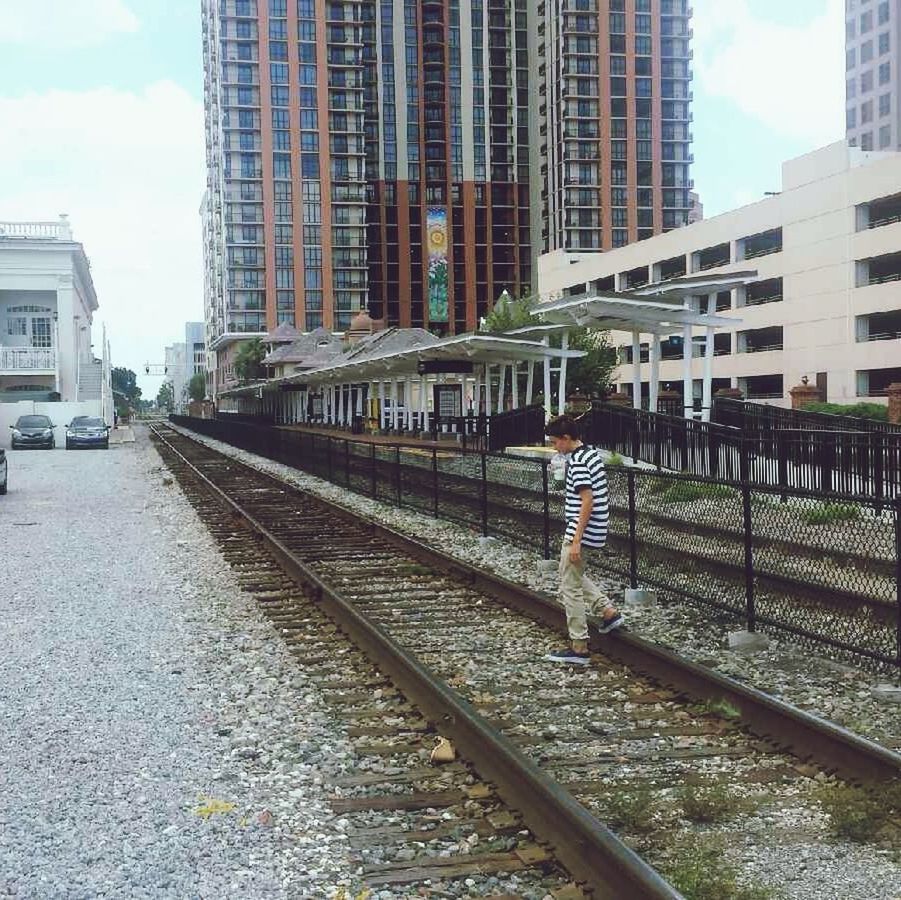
{"left": 426, "top": 207, "right": 449, "bottom": 323}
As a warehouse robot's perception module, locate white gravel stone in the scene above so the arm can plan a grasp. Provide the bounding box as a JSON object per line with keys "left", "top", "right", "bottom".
{"left": 0, "top": 438, "right": 357, "bottom": 897}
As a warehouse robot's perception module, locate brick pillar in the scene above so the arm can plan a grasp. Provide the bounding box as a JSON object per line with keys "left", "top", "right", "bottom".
{"left": 887, "top": 383, "right": 901, "bottom": 425}
{"left": 790, "top": 379, "right": 820, "bottom": 410}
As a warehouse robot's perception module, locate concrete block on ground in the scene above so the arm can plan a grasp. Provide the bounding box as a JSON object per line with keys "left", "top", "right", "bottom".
{"left": 727, "top": 630, "right": 770, "bottom": 653}
{"left": 871, "top": 683, "right": 901, "bottom": 704}
{"left": 537, "top": 558, "right": 557, "bottom": 573}
{"left": 477, "top": 535, "right": 496, "bottom": 547}
{"left": 624, "top": 588, "right": 657, "bottom": 606}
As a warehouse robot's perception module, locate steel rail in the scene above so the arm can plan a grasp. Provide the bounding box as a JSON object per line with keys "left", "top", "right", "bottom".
{"left": 156, "top": 425, "right": 901, "bottom": 786}
{"left": 151, "top": 425, "right": 682, "bottom": 900}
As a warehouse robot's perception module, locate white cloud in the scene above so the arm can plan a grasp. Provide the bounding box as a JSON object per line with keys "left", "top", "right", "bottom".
{"left": 692, "top": 0, "right": 845, "bottom": 147}
{"left": 0, "top": 82, "right": 206, "bottom": 398}
{"left": 0, "top": 0, "right": 140, "bottom": 48}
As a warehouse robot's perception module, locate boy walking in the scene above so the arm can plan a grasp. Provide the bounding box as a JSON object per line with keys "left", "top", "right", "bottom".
{"left": 544, "top": 415, "right": 622, "bottom": 665}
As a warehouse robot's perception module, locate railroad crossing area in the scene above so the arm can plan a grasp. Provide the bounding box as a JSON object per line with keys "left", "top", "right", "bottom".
{"left": 1, "top": 425, "right": 899, "bottom": 899}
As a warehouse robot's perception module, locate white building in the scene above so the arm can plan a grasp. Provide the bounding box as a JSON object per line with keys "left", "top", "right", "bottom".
{"left": 0, "top": 216, "right": 112, "bottom": 430}
{"left": 538, "top": 142, "right": 901, "bottom": 407}
{"left": 164, "top": 322, "right": 206, "bottom": 411}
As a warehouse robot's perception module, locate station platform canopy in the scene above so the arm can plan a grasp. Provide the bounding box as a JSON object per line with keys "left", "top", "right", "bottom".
{"left": 533, "top": 270, "right": 759, "bottom": 421}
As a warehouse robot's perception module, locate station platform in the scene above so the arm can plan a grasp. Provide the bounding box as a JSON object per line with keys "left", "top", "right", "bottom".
{"left": 109, "top": 425, "right": 135, "bottom": 444}
{"left": 276, "top": 421, "right": 487, "bottom": 452}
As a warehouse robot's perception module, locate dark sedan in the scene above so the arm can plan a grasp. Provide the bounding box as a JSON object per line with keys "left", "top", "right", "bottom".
{"left": 66, "top": 416, "right": 110, "bottom": 450}
{"left": 10, "top": 415, "right": 56, "bottom": 449}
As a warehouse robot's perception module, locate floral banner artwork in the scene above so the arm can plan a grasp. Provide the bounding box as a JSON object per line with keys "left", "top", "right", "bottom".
{"left": 427, "top": 207, "right": 449, "bottom": 323}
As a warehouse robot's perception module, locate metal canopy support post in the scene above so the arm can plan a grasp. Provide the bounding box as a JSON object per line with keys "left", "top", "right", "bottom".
{"left": 649, "top": 334, "right": 661, "bottom": 414}
{"left": 378, "top": 379, "right": 386, "bottom": 429}
{"left": 511, "top": 361, "right": 519, "bottom": 409}
{"left": 405, "top": 377, "right": 414, "bottom": 431}
{"left": 682, "top": 322, "right": 693, "bottom": 419}
{"left": 702, "top": 293, "right": 716, "bottom": 422}
{"left": 543, "top": 338, "right": 552, "bottom": 421}
{"left": 497, "top": 363, "right": 506, "bottom": 414}
{"left": 420, "top": 374, "right": 428, "bottom": 432}
{"left": 485, "top": 364, "right": 493, "bottom": 416}
{"left": 525, "top": 360, "right": 534, "bottom": 405}
{"left": 631, "top": 330, "right": 641, "bottom": 409}
{"left": 391, "top": 378, "right": 399, "bottom": 431}
{"left": 557, "top": 332, "right": 569, "bottom": 416}
{"left": 337, "top": 381, "right": 345, "bottom": 427}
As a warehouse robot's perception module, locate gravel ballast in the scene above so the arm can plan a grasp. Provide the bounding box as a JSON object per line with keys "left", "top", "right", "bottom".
{"left": 0, "top": 438, "right": 358, "bottom": 897}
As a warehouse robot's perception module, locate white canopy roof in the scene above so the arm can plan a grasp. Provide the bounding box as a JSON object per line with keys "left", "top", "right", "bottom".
{"left": 535, "top": 292, "right": 737, "bottom": 335}
{"left": 631, "top": 270, "right": 759, "bottom": 299}
{"left": 220, "top": 331, "right": 584, "bottom": 396}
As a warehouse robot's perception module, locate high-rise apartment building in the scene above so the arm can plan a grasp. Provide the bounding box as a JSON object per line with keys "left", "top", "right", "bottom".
{"left": 846, "top": 0, "right": 898, "bottom": 150}
{"left": 539, "top": 0, "right": 694, "bottom": 252}
{"left": 201, "top": 0, "right": 693, "bottom": 346}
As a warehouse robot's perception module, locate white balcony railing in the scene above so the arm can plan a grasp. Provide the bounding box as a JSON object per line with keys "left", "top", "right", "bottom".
{"left": 0, "top": 217, "right": 73, "bottom": 240}
{"left": 0, "top": 347, "right": 57, "bottom": 370}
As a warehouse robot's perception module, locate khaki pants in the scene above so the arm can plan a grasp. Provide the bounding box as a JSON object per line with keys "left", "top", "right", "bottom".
{"left": 559, "top": 540, "right": 611, "bottom": 641}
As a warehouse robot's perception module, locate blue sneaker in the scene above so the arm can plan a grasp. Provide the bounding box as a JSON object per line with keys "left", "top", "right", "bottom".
{"left": 544, "top": 648, "right": 591, "bottom": 666}
{"left": 597, "top": 611, "right": 624, "bottom": 634}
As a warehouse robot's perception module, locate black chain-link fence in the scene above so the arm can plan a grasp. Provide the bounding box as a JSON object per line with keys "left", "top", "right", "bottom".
{"left": 170, "top": 416, "right": 901, "bottom": 670}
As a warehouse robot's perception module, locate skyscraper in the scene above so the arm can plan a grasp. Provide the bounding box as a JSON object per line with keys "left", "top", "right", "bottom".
{"left": 845, "top": 0, "right": 898, "bottom": 151}
{"left": 201, "top": 0, "right": 693, "bottom": 347}
{"left": 538, "top": 0, "right": 694, "bottom": 252}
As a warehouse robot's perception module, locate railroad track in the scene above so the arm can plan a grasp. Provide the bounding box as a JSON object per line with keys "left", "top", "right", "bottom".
{"left": 151, "top": 424, "right": 901, "bottom": 899}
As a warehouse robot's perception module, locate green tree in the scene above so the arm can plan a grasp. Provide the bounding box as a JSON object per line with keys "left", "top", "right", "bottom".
{"left": 111, "top": 366, "right": 141, "bottom": 417}
{"left": 187, "top": 372, "right": 206, "bottom": 402}
{"left": 233, "top": 338, "right": 266, "bottom": 383}
{"left": 480, "top": 290, "right": 539, "bottom": 333}
{"left": 567, "top": 329, "right": 618, "bottom": 399}
{"left": 157, "top": 381, "right": 174, "bottom": 411}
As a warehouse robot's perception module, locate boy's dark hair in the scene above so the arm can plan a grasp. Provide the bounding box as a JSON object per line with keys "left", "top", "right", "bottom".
{"left": 545, "top": 414, "right": 581, "bottom": 440}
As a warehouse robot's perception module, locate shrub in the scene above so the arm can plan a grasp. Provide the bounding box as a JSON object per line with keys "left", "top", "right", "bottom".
{"left": 602, "top": 785, "right": 659, "bottom": 834}
{"left": 677, "top": 781, "right": 749, "bottom": 824}
{"left": 801, "top": 503, "right": 859, "bottom": 526}
{"left": 802, "top": 401, "right": 888, "bottom": 422}
{"left": 815, "top": 781, "right": 901, "bottom": 842}
{"left": 664, "top": 838, "right": 778, "bottom": 900}
{"left": 661, "top": 481, "right": 737, "bottom": 503}
{"left": 606, "top": 452, "right": 625, "bottom": 467}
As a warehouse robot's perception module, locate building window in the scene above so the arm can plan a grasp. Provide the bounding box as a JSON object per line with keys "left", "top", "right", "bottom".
{"left": 880, "top": 61, "right": 891, "bottom": 85}
{"left": 635, "top": 35, "right": 651, "bottom": 55}
{"left": 862, "top": 69, "right": 874, "bottom": 93}
{"left": 880, "top": 92, "right": 892, "bottom": 116}
{"left": 861, "top": 10, "right": 873, "bottom": 32}
{"left": 879, "top": 31, "right": 890, "bottom": 54}
{"left": 848, "top": 78, "right": 857, "bottom": 100}
{"left": 861, "top": 131, "right": 874, "bottom": 150}
{"left": 879, "top": 1, "right": 890, "bottom": 25}
{"left": 848, "top": 106, "right": 857, "bottom": 129}
{"left": 861, "top": 40, "right": 873, "bottom": 63}
{"left": 862, "top": 99, "right": 874, "bottom": 123}
{"left": 847, "top": 47, "right": 856, "bottom": 70}
{"left": 880, "top": 124, "right": 892, "bottom": 148}
{"left": 7, "top": 317, "right": 27, "bottom": 337}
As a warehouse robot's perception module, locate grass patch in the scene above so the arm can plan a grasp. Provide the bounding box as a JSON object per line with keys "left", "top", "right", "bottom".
{"left": 815, "top": 781, "right": 901, "bottom": 843}
{"left": 602, "top": 785, "right": 660, "bottom": 834}
{"left": 801, "top": 503, "right": 860, "bottom": 526}
{"left": 677, "top": 781, "right": 750, "bottom": 824}
{"left": 664, "top": 837, "right": 779, "bottom": 900}
{"left": 701, "top": 698, "right": 741, "bottom": 720}
{"left": 660, "top": 481, "right": 737, "bottom": 504}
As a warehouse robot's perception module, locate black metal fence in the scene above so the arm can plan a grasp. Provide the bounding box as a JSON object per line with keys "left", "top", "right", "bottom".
{"left": 582, "top": 403, "right": 901, "bottom": 499}
{"left": 170, "top": 415, "right": 901, "bottom": 670}
{"left": 713, "top": 395, "right": 901, "bottom": 436}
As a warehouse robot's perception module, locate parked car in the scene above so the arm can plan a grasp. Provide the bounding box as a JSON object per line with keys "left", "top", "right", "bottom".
{"left": 65, "top": 416, "right": 110, "bottom": 450}
{"left": 10, "top": 415, "right": 56, "bottom": 449}
{"left": 0, "top": 448, "right": 7, "bottom": 494}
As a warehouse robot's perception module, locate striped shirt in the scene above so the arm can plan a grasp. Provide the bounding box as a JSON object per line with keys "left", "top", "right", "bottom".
{"left": 564, "top": 444, "right": 609, "bottom": 548}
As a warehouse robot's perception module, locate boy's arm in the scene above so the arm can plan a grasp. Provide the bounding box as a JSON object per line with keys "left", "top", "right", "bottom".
{"left": 570, "top": 487, "right": 593, "bottom": 562}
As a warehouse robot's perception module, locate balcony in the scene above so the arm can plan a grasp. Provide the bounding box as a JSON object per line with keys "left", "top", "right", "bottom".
{"left": 858, "top": 192, "right": 901, "bottom": 230}
{"left": 0, "top": 347, "right": 57, "bottom": 373}
{"left": 857, "top": 309, "right": 901, "bottom": 342}
{"left": 737, "top": 326, "right": 783, "bottom": 354}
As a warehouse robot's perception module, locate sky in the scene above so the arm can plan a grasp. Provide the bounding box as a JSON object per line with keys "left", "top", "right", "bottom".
{"left": 0, "top": 0, "right": 845, "bottom": 400}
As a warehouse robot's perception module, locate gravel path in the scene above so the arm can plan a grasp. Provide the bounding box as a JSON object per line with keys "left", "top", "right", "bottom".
{"left": 0, "top": 438, "right": 358, "bottom": 898}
